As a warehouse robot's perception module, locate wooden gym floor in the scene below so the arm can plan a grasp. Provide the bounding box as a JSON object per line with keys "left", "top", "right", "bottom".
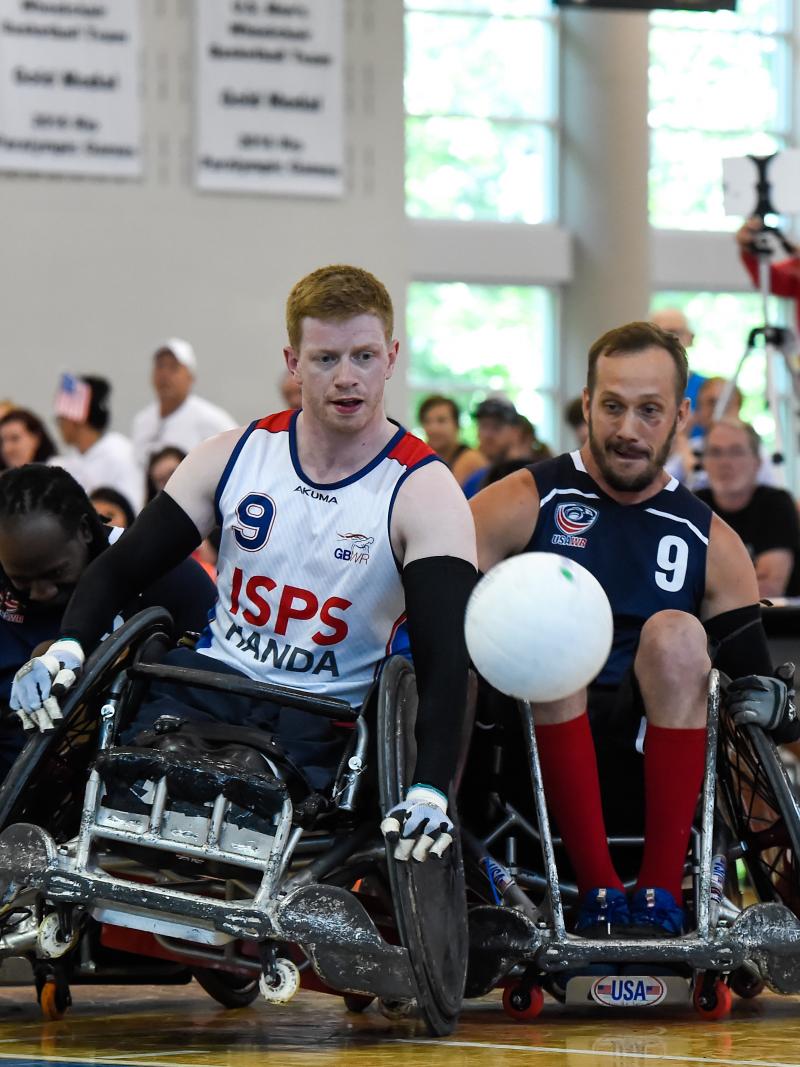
{"left": 1, "top": 982, "right": 800, "bottom": 1067}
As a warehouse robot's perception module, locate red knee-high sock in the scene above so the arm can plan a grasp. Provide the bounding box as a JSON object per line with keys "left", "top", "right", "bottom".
{"left": 635, "top": 724, "right": 707, "bottom": 902}
{"left": 535, "top": 715, "right": 623, "bottom": 897}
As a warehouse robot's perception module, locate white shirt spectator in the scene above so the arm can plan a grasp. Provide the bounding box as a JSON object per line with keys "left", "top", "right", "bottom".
{"left": 50, "top": 431, "right": 144, "bottom": 512}
{"left": 131, "top": 338, "right": 238, "bottom": 466}
{"left": 132, "top": 394, "right": 238, "bottom": 467}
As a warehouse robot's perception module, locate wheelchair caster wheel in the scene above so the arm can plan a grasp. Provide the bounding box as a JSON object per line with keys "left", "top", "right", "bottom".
{"left": 730, "top": 964, "right": 765, "bottom": 1000}
{"left": 502, "top": 983, "right": 544, "bottom": 1021}
{"left": 258, "top": 958, "right": 300, "bottom": 1004}
{"left": 193, "top": 968, "right": 260, "bottom": 1009}
{"left": 37, "top": 913, "right": 79, "bottom": 960}
{"left": 379, "top": 997, "right": 416, "bottom": 1020}
{"left": 38, "top": 976, "right": 71, "bottom": 1021}
{"left": 693, "top": 977, "right": 732, "bottom": 1020}
{"left": 343, "top": 993, "right": 374, "bottom": 1013}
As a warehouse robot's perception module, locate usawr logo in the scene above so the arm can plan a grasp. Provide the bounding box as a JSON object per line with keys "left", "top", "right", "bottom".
{"left": 555, "top": 502, "right": 599, "bottom": 537}
{"left": 334, "top": 532, "right": 374, "bottom": 565}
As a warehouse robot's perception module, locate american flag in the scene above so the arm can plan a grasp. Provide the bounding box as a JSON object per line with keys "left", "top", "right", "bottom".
{"left": 54, "top": 374, "right": 91, "bottom": 422}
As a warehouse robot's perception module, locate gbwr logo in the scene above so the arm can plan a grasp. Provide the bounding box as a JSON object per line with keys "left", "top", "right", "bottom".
{"left": 334, "top": 532, "right": 374, "bottom": 565}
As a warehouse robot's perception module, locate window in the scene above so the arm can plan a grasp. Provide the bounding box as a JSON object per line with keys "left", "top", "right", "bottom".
{"left": 407, "top": 281, "right": 558, "bottom": 446}
{"left": 404, "top": 0, "right": 558, "bottom": 223}
{"left": 648, "top": 0, "right": 792, "bottom": 230}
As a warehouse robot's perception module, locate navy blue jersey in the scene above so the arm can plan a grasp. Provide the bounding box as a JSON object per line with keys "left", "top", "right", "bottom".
{"left": 525, "top": 451, "right": 712, "bottom": 686}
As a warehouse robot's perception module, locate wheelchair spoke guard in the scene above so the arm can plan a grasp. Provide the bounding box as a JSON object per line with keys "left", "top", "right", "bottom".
{"left": 377, "top": 656, "right": 468, "bottom": 1036}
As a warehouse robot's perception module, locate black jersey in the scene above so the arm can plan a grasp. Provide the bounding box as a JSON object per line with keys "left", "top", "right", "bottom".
{"left": 525, "top": 451, "right": 712, "bottom": 687}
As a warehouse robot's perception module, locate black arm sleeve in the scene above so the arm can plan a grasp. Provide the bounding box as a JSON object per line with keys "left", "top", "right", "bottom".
{"left": 705, "top": 603, "right": 774, "bottom": 679}
{"left": 402, "top": 555, "right": 477, "bottom": 796}
{"left": 60, "top": 492, "right": 202, "bottom": 652}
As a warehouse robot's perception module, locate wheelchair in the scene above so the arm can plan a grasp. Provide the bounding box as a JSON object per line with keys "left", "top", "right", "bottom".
{"left": 462, "top": 669, "right": 800, "bottom": 1021}
{"left": 0, "top": 608, "right": 467, "bottom": 1035}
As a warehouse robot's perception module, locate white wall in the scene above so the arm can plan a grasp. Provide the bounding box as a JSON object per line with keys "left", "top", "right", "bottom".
{"left": 0, "top": 0, "right": 409, "bottom": 435}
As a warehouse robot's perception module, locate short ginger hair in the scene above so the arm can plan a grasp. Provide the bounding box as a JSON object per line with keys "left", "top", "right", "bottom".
{"left": 285, "top": 264, "right": 394, "bottom": 350}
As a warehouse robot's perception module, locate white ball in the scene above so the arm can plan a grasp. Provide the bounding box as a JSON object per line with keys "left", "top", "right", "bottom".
{"left": 465, "top": 553, "right": 613, "bottom": 703}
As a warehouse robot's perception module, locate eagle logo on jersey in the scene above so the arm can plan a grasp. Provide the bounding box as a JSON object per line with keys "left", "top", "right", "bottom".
{"left": 334, "top": 532, "right": 374, "bottom": 565}
{"left": 555, "top": 502, "right": 599, "bottom": 536}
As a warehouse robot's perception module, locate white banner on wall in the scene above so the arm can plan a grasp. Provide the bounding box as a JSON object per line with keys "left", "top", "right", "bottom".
{"left": 0, "top": 0, "right": 140, "bottom": 178}
{"left": 195, "top": 0, "right": 344, "bottom": 197}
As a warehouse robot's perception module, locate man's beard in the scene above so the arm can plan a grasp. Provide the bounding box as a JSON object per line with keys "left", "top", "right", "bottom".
{"left": 588, "top": 414, "right": 678, "bottom": 492}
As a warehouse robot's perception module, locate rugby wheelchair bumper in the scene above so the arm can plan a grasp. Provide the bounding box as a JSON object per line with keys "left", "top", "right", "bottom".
{"left": 0, "top": 610, "right": 467, "bottom": 1032}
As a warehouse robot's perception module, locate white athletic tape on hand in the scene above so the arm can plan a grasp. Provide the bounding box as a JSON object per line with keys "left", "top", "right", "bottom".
{"left": 42, "top": 695, "right": 64, "bottom": 724}
{"left": 380, "top": 815, "right": 402, "bottom": 840}
{"left": 14, "top": 709, "right": 35, "bottom": 731}
{"left": 411, "top": 834, "right": 434, "bottom": 863}
{"left": 33, "top": 709, "right": 55, "bottom": 733}
{"left": 394, "top": 837, "right": 416, "bottom": 862}
{"left": 430, "top": 833, "right": 453, "bottom": 858}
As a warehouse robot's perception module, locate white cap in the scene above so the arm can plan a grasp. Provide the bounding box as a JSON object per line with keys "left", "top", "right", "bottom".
{"left": 154, "top": 337, "right": 196, "bottom": 373}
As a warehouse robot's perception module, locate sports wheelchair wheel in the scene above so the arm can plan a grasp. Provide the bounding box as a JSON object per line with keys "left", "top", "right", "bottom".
{"left": 377, "top": 656, "right": 468, "bottom": 1037}
{"left": 193, "top": 968, "right": 259, "bottom": 1009}
{"left": 717, "top": 710, "right": 800, "bottom": 914}
{"left": 0, "top": 608, "right": 173, "bottom": 836}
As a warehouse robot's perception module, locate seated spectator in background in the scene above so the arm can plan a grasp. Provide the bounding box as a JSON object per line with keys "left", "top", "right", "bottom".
{"left": 462, "top": 396, "right": 520, "bottom": 499}
{"left": 418, "top": 394, "right": 485, "bottom": 488}
{"left": 480, "top": 419, "right": 551, "bottom": 489}
{"left": 0, "top": 465, "right": 216, "bottom": 769}
{"left": 564, "top": 396, "right": 588, "bottom": 447}
{"left": 696, "top": 419, "right": 800, "bottom": 598}
{"left": 0, "top": 409, "right": 57, "bottom": 468}
{"left": 280, "top": 368, "right": 302, "bottom": 410}
{"left": 132, "top": 339, "right": 237, "bottom": 467}
{"left": 146, "top": 445, "right": 186, "bottom": 501}
{"left": 512, "top": 414, "right": 552, "bottom": 464}
{"left": 666, "top": 376, "right": 745, "bottom": 488}
{"left": 145, "top": 446, "right": 218, "bottom": 582}
{"left": 90, "top": 487, "right": 136, "bottom": 530}
{"left": 50, "top": 374, "right": 144, "bottom": 512}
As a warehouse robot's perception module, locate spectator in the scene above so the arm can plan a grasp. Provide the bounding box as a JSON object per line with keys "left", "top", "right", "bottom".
{"left": 511, "top": 414, "right": 552, "bottom": 463}
{"left": 564, "top": 396, "right": 588, "bottom": 447}
{"left": 649, "top": 307, "right": 706, "bottom": 414}
{"left": 696, "top": 419, "right": 800, "bottom": 598}
{"left": 418, "top": 394, "right": 484, "bottom": 488}
{"left": 666, "top": 376, "right": 745, "bottom": 488}
{"left": 146, "top": 445, "right": 186, "bottom": 502}
{"left": 279, "top": 369, "right": 302, "bottom": 410}
{"left": 736, "top": 217, "right": 800, "bottom": 333}
{"left": 90, "top": 487, "right": 136, "bottom": 529}
{"left": 50, "top": 374, "right": 143, "bottom": 512}
{"left": 131, "top": 338, "right": 238, "bottom": 466}
{"left": 0, "top": 409, "right": 57, "bottom": 468}
{"left": 462, "top": 396, "right": 520, "bottom": 499}
{"left": 145, "top": 446, "right": 218, "bottom": 581}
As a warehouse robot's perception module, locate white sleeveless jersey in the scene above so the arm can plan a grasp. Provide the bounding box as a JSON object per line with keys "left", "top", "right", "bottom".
{"left": 196, "top": 410, "right": 438, "bottom": 707}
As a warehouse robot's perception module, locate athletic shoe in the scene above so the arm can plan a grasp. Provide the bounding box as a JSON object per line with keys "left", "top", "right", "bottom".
{"left": 574, "top": 887, "right": 630, "bottom": 937}
{"left": 628, "top": 887, "right": 685, "bottom": 937}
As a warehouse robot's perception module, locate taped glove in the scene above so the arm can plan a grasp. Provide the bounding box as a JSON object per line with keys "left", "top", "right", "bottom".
{"left": 10, "top": 639, "right": 85, "bottom": 732}
{"left": 380, "top": 784, "right": 453, "bottom": 862}
{"left": 727, "top": 664, "right": 797, "bottom": 737}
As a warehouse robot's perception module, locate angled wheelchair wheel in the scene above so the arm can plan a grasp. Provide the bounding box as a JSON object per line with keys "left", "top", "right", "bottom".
{"left": 0, "top": 607, "right": 174, "bottom": 837}
{"left": 377, "top": 656, "right": 468, "bottom": 1037}
{"left": 717, "top": 711, "right": 800, "bottom": 914}
{"left": 192, "top": 968, "right": 260, "bottom": 1009}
